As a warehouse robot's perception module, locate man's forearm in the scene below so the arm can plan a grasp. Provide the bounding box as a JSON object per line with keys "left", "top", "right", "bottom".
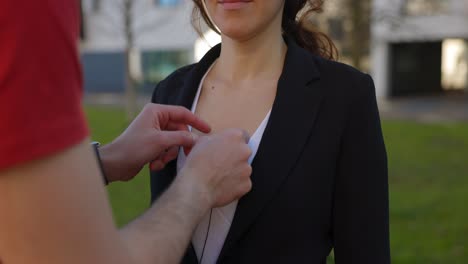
{"left": 119, "top": 173, "right": 210, "bottom": 264}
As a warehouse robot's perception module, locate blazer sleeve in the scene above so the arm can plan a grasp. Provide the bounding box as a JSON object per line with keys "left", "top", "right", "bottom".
{"left": 333, "top": 75, "right": 390, "bottom": 263}
{"left": 151, "top": 64, "right": 193, "bottom": 105}
{"left": 151, "top": 79, "right": 166, "bottom": 104}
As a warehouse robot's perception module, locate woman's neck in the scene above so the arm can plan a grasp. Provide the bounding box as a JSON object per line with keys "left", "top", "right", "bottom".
{"left": 214, "top": 24, "right": 287, "bottom": 83}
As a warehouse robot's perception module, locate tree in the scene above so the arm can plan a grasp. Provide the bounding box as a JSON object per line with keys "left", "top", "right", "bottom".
{"left": 123, "top": 0, "right": 138, "bottom": 120}
{"left": 316, "top": 0, "right": 371, "bottom": 70}
{"left": 82, "top": 0, "right": 174, "bottom": 121}
{"left": 348, "top": 0, "right": 371, "bottom": 70}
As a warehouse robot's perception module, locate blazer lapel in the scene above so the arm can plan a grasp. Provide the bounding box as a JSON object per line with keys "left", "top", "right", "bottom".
{"left": 152, "top": 44, "right": 221, "bottom": 202}
{"left": 218, "top": 38, "right": 324, "bottom": 262}
{"left": 171, "top": 44, "right": 222, "bottom": 109}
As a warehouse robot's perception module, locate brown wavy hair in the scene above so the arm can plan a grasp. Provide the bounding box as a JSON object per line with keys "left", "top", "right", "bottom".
{"left": 191, "top": 0, "right": 338, "bottom": 60}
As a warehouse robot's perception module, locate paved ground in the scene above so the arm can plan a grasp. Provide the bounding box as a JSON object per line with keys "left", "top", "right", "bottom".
{"left": 378, "top": 93, "right": 468, "bottom": 123}
{"left": 84, "top": 93, "right": 152, "bottom": 108}
{"left": 84, "top": 92, "right": 468, "bottom": 123}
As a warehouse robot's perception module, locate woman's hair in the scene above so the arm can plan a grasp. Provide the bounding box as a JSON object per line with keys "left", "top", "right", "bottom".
{"left": 191, "top": 0, "right": 338, "bottom": 60}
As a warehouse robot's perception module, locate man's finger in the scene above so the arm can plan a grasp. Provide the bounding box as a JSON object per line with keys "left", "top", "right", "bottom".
{"left": 157, "top": 105, "right": 211, "bottom": 133}
{"left": 161, "top": 147, "right": 179, "bottom": 164}
{"left": 157, "top": 130, "right": 197, "bottom": 150}
{"left": 240, "top": 129, "right": 250, "bottom": 143}
{"left": 182, "top": 133, "right": 201, "bottom": 156}
{"left": 166, "top": 123, "right": 189, "bottom": 132}
{"left": 150, "top": 159, "right": 165, "bottom": 171}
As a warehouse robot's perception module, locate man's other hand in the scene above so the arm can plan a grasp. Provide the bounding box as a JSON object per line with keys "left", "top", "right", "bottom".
{"left": 99, "top": 104, "right": 211, "bottom": 183}
{"left": 176, "top": 129, "right": 253, "bottom": 210}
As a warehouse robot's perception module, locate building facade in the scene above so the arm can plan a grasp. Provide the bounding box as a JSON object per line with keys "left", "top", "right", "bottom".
{"left": 371, "top": 0, "right": 468, "bottom": 98}
{"left": 80, "top": 0, "right": 218, "bottom": 94}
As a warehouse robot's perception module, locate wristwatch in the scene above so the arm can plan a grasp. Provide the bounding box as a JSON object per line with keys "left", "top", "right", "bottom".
{"left": 91, "top": 141, "right": 109, "bottom": 185}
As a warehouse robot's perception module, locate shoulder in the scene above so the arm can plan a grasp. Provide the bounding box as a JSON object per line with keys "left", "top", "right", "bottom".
{"left": 151, "top": 64, "right": 196, "bottom": 104}
{"left": 312, "top": 56, "right": 375, "bottom": 103}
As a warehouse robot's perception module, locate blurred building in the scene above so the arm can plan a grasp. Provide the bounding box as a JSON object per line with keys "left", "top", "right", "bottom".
{"left": 372, "top": 0, "right": 468, "bottom": 98}
{"left": 80, "top": 0, "right": 219, "bottom": 94}
{"left": 314, "top": 0, "right": 372, "bottom": 71}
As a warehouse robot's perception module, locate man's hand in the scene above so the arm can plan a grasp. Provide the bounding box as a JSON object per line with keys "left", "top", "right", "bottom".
{"left": 99, "top": 104, "right": 211, "bottom": 183}
{"left": 118, "top": 129, "right": 253, "bottom": 264}
{"left": 175, "top": 129, "right": 253, "bottom": 211}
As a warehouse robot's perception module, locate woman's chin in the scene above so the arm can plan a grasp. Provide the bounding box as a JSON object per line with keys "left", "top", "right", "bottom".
{"left": 219, "top": 27, "right": 257, "bottom": 42}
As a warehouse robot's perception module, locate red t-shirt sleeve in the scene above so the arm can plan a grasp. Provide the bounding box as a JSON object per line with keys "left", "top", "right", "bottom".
{"left": 0, "top": 1, "right": 89, "bottom": 170}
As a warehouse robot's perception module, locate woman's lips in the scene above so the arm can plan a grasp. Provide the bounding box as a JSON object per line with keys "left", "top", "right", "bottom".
{"left": 218, "top": 0, "right": 252, "bottom": 10}
{"left": 218, "top": 0, "right": 251, "bottom": 2}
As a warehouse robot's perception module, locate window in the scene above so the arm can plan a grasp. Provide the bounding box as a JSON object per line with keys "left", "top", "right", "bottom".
{"left": 327, "top": 18, "right": 344, "bottom": 41}
{"left": 142, "top": 50, "right": 191, "bottom": 90}
{"left": 92, "top": 0, "right": 101, "bottom": 13}
{"left": 404, "top": 0, "right": 450, "bottom": 16}
{"left": 155, "top": 0, "right": 181, "bottom": 7}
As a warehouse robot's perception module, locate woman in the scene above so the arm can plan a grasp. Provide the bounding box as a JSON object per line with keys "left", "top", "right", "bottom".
{"left": 150, "top": 0, "right": 390, "bottom": 263}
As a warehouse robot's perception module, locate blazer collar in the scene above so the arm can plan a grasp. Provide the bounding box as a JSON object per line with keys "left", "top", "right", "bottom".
{"left": 172, "top": 37, "right": 325, "bottom": 263}
{"left": 172, "top": 42, "right": 222, "bottom": 109}
{"left": 172, "top": 35, "right": 321, "bottom": 109}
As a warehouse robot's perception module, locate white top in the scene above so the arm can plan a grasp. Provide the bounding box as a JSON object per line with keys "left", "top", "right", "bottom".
{"left": 176, "top": 64, "right": 271, "bottom": 264}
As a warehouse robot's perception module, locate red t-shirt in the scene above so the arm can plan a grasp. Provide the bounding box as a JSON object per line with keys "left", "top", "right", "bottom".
{"left": 0, "top": 1, "right": 89, "bottom": 170}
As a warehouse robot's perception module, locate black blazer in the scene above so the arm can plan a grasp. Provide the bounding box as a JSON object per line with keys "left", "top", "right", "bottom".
{"left": 150, "top": 38, "right": 390, "bottom": 264}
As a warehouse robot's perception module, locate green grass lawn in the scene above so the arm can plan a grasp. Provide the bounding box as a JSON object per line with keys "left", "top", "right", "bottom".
{"left": 85, "top": 106, "right": 468, "bottom": 264}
